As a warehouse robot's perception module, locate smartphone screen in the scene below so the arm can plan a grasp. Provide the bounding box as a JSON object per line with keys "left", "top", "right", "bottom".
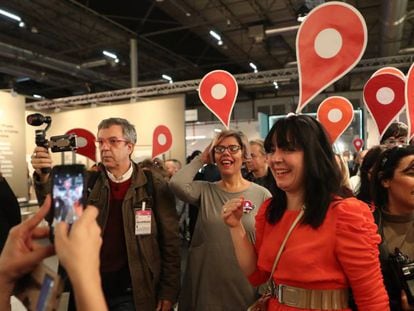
{"left": 51, "top": 165, "right": 85, "bottom": 226}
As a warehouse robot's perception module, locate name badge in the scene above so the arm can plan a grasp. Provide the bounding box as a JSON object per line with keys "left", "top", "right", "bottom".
{"left": 135, "top": 201, "right": 152, "bottom": 235}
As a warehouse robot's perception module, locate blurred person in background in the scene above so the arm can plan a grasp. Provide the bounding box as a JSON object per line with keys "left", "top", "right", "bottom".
{"left": 165, "top": 159, "right": 182, "bottom": 179}
{"left": 380, "top": 122, "right": 408, "bottom": 148}
{"left": 245, "top": 139, "right": 276, "bottom": 194}
{"left": 353, "top": 145, "right": 386, "bottom": 203}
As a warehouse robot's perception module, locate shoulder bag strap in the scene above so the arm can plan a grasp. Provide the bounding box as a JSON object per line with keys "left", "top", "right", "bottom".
{"left": 266, "top": 208, "right": 305, "bottom": 283}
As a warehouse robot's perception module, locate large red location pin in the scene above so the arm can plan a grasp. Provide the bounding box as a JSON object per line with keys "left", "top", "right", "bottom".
{"left": 317, "top": 96, "right": 354, "bottom": 144}
{"left": 198, "top": 70, "right": 238, "bottom": 128}
{"left": 373, "top": 67, "right": 405, "bottom": 79}
{"left": 352, "top": 138, "right": 364, "bottom": 152}
{"left": 152, "top": 125, "right": 172, "bottom": 159}
{"left": 363, "top": 73, "right": 406, "bottom": 139}
{"left": 66, "top": 128, "right": 96, "bottom": 162}
{"left": 296, "top": 2, "right": 367, "bottom": 112}
{"left": 406, "top": 63, "right": 414, "bottom": 140}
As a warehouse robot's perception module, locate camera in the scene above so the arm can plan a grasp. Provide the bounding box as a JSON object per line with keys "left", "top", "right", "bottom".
{"left": 389, "top": 248, "right": 414, "bottom": 305}
{"left": 26, "top": 113, "right": 85, "bottom": 173}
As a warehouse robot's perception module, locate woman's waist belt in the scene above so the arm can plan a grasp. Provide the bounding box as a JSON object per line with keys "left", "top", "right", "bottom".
{"left": 272, "top": 283, "right": 349, "bottom": 310}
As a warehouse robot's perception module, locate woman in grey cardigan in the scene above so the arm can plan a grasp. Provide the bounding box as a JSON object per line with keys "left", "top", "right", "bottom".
{"left": 170, "top": 130, "right": 271, "bottom": 311}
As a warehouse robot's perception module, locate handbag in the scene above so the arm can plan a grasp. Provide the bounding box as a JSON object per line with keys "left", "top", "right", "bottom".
{"left": 247, "top": 208, "right": 304, "bottom": 311}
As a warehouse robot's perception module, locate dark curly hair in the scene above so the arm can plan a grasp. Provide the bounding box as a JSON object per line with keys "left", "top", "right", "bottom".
{"left": 370, "top": 145, "right": 414, "bottom": 211}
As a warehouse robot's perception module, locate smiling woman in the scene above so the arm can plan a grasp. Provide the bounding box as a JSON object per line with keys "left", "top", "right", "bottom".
{"left": 223, "top": 114, "right": 389, "bottom": 311}
{"left": 169, "top": 129, "right": 272, "bottom": 311}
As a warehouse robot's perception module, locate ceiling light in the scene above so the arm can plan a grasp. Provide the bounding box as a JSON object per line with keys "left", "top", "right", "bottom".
{"left": 16, "top": 77, "right": 30, "bottom": 83}
{"left": 249, "top": 62, "right": 258, "bottom": 73}
{"left": 162, "top": 74, "right": 173, "bottom": 83}
{"left": 273, "top": 81, "right": 279, "bottom": 89}
{"left": 209, "top": 30, "right": 221, "bottom": 41}
{"left": 102, "top": 50, "right": 118, "bottom": 60}
{"left": 0, "top": 8, "right": 22, "bottom": 22}
{"left": 209, "top": 30, "right": 223, "bottom": 45}
{"left": 33, "top": 94, "right": 44, "bottom": 99}
{"left": 18, "top": 21, "right": 25, "bottom": 28}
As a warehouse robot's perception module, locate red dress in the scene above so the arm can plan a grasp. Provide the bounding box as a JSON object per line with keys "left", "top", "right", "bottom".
{"left": 248, "top": 197, "right": 389, "bottom": 311}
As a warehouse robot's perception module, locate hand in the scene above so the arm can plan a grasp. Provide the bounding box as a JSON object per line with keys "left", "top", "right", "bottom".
{"left": 31, "top": 146, "right": 52, "bottom": 180}
{"left": 222, "top": 197, "right": 244, "bottom": 228}
{"left": 201, "top": 143, "right": 213, "bottom": 165}
{"left": 156, "top": 299, "right": 173, "bottom": 311}
{"left": 0, "top": 196, "right": 54, "bottom": 291}
{"left": 401, "top": 290, "right": 414, "bottom": 310}
{"left": 54, "top": 205, "right": 102, "bottom": 283}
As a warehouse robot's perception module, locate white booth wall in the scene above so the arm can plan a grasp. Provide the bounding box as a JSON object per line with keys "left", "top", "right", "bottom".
{"left": 0, "top": 91, "right": 27, "bottom": 198}
{"left": 25, "top": 95, "right": 186, "bottom": 174}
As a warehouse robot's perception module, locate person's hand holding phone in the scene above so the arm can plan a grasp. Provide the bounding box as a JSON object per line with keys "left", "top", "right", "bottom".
{"left": 54, "top": 205, "right": 101, "bottom": 281}
{"left": 54, "top": 205, "right": 107, "bottom": 310}
{"left": 0, "top": 196, "right": 54, "bottom": 309}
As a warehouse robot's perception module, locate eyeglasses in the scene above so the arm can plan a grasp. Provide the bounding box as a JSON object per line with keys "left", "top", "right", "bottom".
{"left": 213, "top": 145, "right": 241, "bottom": 154}
{"left": 95, "top": 138, "right": 130, "bottom": 147}
{"left": 382, "top": 137, "right": 407, "bottom": 147}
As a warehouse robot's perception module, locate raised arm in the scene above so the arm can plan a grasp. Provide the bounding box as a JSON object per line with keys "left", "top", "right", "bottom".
{"left": 222, "top": 197, "right": 257, "bottom": 276}
{"left": 169, "top": 155, "right": 205, "bottom": 204}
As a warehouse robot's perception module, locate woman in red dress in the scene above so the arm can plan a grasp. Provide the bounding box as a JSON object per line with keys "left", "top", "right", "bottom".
{"left": 223, "top": 114, "right": 389, "bottom": 310}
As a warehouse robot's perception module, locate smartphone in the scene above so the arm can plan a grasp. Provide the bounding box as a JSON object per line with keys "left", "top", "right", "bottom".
{"left": 51, "top": 164, "right": 86, "bottom": 228}
{"left": 14, "top": 264, "right": 64, "bottom": 311}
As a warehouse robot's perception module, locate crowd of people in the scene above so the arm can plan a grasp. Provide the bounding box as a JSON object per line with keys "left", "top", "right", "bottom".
{"left": 0, "top": 116, "right": 413, "bottom": 310}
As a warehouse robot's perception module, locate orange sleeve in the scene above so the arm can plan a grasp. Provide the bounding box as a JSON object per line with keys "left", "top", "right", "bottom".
{"left": 248, "top": 198, "right": 272, "bottom": 286}
{"left": 334, "top": 198, "right": 390, "bottom": 310}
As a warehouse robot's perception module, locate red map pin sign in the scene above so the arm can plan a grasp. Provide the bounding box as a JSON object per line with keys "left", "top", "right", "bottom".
{"left": 373, "top": 67, "right": 405, "bottom": 79}
{"left": 198, "top": 70, "right": 238, "bottom": 128}
{"left": 406, "top": 63, "right": 414, "bottom": 141}
{"left": 317, "top": 96, "right": 354, "bottom": 144}
{"left": 152, "top": 125, "right": 172, "bottom": 159}
{"left": 296, "top": 2, "right": 367, "bottom": 112}
{"left": 363, "top": 73, "right": 406, "bottom": 139}
{"left": 66, "top": 128, "right": 96, "bottom": 162}
{"left": 352, "top": 138, "right": 364, "bottom": 152}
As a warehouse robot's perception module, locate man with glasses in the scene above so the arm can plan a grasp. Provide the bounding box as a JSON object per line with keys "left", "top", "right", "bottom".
{"left": 31, "top": 117, "right": 180, "bottom": 311}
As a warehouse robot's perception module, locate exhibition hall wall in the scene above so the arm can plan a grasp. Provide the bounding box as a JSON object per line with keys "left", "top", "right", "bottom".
{"left": 24, "top": 95, "right": 185, "bottom": 198}
{"left": 0, "top": 91, "right": 27, "bottom": 198}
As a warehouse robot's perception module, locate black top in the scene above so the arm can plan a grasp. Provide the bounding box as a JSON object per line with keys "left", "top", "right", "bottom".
{"left": 0, "top": 177, "right": 21, "bottom": 252}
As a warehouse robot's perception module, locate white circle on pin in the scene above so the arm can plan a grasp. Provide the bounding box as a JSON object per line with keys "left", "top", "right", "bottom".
{"left": 328, "top": 108, "right": 342, "bottom": 123}
{"left": 158, "top": 133, "right": 167, "bottom": 145}
{"left": 376, "top": 87, "right": 394, "bottom": 105}
{"left": 211, "top": 83, "right": 227, "bottom": 100}
{"left": 314, "top": 28, "right": 343, "bottom": 59}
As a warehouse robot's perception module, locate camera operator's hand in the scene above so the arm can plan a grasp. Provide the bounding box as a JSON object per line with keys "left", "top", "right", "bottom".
{"left": 54, "top": 206, "right": 107, "bottom": 311}
{"left": 31, "top": 146, "right": 52, "bottom": 182}
{"left": 0, "top": 196, "right": 54, "bottom": 309}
